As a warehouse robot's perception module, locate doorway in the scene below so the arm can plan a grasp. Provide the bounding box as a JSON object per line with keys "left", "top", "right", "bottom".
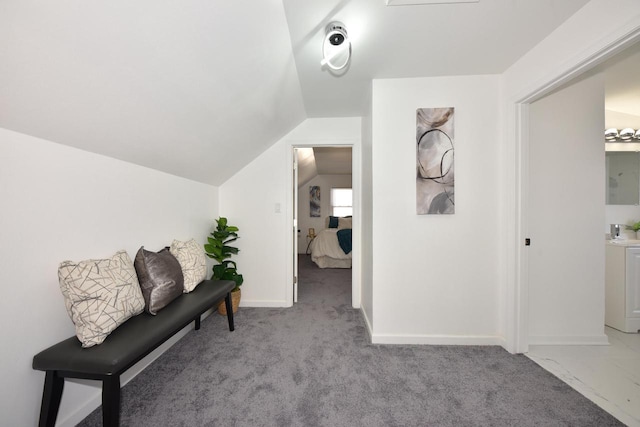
{"left": 525, "top": 40, "right": 640, "bottom": 347}
{"left": 292, "top": 146, "right": 355, "bottom": 305}
{"left": 513, "top": 31, "right": 640, "bottom": 353}
{"left": 524, "top": 43, "right": 640, "bottom": 425}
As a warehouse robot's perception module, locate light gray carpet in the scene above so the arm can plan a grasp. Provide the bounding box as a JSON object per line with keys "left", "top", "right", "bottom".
{"left": 78, "top": 255, "right": 623, "bottom": 426}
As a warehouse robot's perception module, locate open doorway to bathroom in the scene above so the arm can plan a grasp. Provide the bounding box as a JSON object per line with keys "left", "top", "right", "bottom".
{"left": 524, "top": 39, "right": 640, "bottom": 426}
{"left": 526, "top": 41, "right": 640, "bottom": 344}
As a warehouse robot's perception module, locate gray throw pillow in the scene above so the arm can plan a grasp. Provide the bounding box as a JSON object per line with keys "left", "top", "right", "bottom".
{"left": 134, "top": 247, "right": 184, "bottom": 315}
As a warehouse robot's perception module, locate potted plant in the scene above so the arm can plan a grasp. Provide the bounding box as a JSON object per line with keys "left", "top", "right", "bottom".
{"left": 204, "top": 217, "right": 244, "bottom": 315}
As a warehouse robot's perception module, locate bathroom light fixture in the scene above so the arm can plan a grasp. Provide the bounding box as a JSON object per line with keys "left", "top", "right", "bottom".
{"left": 605, "top": 128, "right": 619, "bottom": 140}
{"left": 620, "top": 128, "right": 635, "bottom": 140}
{"left": 321, "top": 22, "right": 351, "bottom": 71}
{"left": 604, "top": 128, "right": 640, "bottom": 142}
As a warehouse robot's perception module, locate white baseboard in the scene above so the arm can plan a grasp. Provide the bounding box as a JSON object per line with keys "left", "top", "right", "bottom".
{"left": 58, "top": 389, "right": 102, "bottom": 427}
{"left": 371, "top": 333, "right": 505, "bottom": 346}
{"left": 528, "top": 334, "right": 610, "bottom": 346}
{"left": 359, "top": 307, "right": 373, "bottom": 341}
{"left": 359, "top": 308, "right": 507, "bottom": 348}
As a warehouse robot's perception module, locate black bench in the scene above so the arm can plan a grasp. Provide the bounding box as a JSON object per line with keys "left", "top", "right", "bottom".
{"left": 32, "top": 279, "right": 235, "bottom": 427}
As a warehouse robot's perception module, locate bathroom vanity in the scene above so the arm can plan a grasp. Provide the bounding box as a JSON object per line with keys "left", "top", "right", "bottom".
{"left": 605, "top": 240, "right": 640, "bottom": 333}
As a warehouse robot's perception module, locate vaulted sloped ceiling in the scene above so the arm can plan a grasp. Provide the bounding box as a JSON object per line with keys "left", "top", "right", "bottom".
{"left": 297, "top": 147, "right": 352, "bottom": 188}
{"left": 0, "top": 0, "right": 306, "bottom": 185}
{"left": 0, "top": 0, "right": 590, "bottom": 185}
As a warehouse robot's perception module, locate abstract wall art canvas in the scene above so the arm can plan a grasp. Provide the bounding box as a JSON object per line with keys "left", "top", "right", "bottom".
{"left": 310, "top": 186, "right": 321, "bottom": 217}
{"left": 416, "top": 107, "right": 455, "bottom": 214}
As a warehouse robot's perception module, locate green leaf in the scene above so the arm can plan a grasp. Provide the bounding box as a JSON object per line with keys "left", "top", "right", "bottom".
{"left": 232, "top": 273, "right": 243, "bottom": 287}
{"left": 222, "top": 246, "right": 239, "bottom": 255}
{"left": 213, "top": 231, "right": 228, "bottom": 240}
{"left": 223, "top": 236, "right": 238, "bottom": 245}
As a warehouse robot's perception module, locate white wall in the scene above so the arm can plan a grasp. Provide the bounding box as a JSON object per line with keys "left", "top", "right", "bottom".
{"left": 219, "top": 118, "right": 361, "bottom": 308}
{"left": 0, "top": 128, "right": 218, "bottom": 427}
{"left": 297, "top": 174, "right": 352, "bottom": 254}
{"left": 528, "top": 72, "right": 607, "bottom": 345}
{"left": 370, "top": 75, "right": 502, "bottom": 344}
{"left": 500, "top": 0, "right": 640, "bottom": 352}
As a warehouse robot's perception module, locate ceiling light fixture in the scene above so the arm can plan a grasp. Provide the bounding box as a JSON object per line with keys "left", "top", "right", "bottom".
{"left": 321, "top": 22, "right": 351, "bottom": 71}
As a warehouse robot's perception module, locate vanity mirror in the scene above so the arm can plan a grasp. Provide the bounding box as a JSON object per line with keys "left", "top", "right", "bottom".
{"left": 606, "top": 151, "right": 640, "bottom": 205}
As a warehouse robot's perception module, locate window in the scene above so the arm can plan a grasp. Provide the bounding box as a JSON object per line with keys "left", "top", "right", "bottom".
{"left": 331, "top": 188, "right": 352, "bottom": 217}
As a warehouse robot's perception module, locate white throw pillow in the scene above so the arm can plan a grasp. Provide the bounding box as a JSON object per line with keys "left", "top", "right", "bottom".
{"left": 170, "top": 239, "right": 207, "bottom": 293}
{"left": 338, "top": 217, "right": 352, "bottom": 229}
{"left": 58, "top": 250, "right": 145, "bottom": 348}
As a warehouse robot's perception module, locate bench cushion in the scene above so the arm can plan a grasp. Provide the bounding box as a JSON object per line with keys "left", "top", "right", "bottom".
{"left": 33, "top": 280, "right": 234, "bottom": 377}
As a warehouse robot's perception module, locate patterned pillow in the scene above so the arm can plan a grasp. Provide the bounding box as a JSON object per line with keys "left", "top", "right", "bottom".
{"left": 58, "top": 250, "right": 145, "bottom": 348}
{"left": 134, "top": 247, "right": 184, "bottom": 315}
{"left": 169, "top": 239, "right": 207, "bottom": 293}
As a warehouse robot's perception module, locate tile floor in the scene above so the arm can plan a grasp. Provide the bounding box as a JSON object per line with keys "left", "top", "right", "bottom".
{"left": 527, "top": 327, "right": 640, "bottom": 427}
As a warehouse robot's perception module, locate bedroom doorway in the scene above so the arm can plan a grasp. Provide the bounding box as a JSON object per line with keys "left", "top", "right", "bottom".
{"left": 292, "top": 146, "right": 354, "bottom": 304}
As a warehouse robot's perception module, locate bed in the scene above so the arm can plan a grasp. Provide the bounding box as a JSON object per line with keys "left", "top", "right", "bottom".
{"left": 310, "top": 216, "right": 352, "bottom": 268}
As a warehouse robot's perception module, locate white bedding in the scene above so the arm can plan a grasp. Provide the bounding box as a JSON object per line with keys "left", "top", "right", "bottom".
{"left": 310, "top": 228, "right": 352, "bottom": 268}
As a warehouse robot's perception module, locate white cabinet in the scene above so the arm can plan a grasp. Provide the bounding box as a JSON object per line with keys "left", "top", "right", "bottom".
{"left": 605, "top": 243, "right": 640, "bottom": 333}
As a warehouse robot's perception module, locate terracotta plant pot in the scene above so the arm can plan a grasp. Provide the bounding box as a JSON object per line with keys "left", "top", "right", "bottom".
{"left": 218, "top": 289, "right": 241, "bottom": 315}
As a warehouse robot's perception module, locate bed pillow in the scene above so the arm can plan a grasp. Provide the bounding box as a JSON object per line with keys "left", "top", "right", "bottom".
{"left": 58, "top": 250, "right": 145, "bottom": 348}
{"left": 134, "top": 247, "right": 184, "bottom": 315}
{"left": 328, "top": 216, "right": 339, "bottom": 228}
{"left": 169, "top": 239, "right": 207, "bottom": 293}
{"left": 338, "top": 217, "right": 352, "bottom": 229}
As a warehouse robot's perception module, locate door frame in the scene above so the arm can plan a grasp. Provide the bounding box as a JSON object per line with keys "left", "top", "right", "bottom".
{"left": 510, "top": 23, "right": 640, "bottom": 354}
{"left": 287, "top": 141, "right": 361, "bottom": 308}
{"left": 293, "top": 148, "right": 299, "bottom": 303}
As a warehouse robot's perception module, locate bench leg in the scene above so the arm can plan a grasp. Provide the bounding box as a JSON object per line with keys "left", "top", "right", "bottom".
{"left": 102, "top": 376, "right": 120, "bottom": 427}
{"left": 39, "top": 370, "right": 64, "bottom": 427}
{"left": 195, "top": 315, "right": 201, "bottom": 330}
{"left": 225, "top": 292, "right": 235, "bottom": 332}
